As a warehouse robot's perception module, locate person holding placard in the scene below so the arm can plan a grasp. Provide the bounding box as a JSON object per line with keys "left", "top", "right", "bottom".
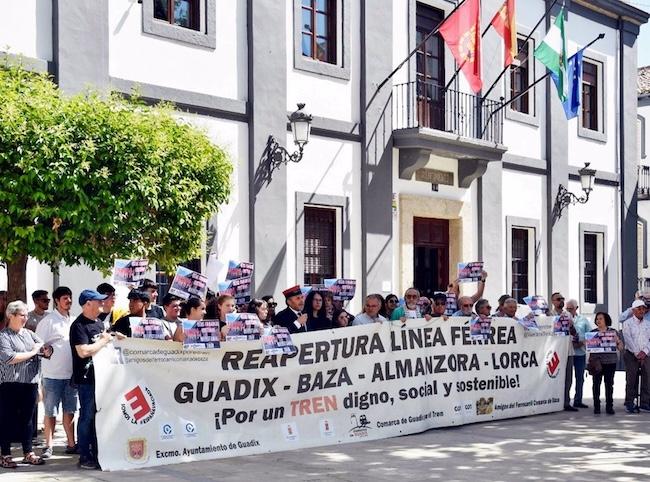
{"left": 216, "top": 295, "right": 237, "bottom": 339}
{"left": 589, "top": 312, "right": 623, "bottom": 415}
{"left": 390, "top": 288, "right": 432, "bottom": 322}
{"left": 160, "top": 294, "right": 185, "bottom": 342}
{"left": 111, "top": 290, "right": 150, "bottom": 337}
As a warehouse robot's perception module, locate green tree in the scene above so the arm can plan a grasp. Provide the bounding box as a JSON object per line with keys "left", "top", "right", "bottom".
{"left": 0, "top": 63, "right": 232, "bottom": 302}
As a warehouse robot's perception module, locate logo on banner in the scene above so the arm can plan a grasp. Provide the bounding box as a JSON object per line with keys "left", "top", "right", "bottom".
{"left": 121, "top": 385, "right": 156, "bottom": 425}
{"left": 159, "top": 423, "right": 175, "bottom": 441}
{"left": 126, "top": 438, "right": 148, "bottom": 464}
{"left": 545, "top": 350, "right": 561, "bottom": 378}
{"left": 282, "top": 422, "right": 299, "bottom": 442}
{"left": 349, "top": 414, "right": 371, "bottom": 438}
{"left": 183, "top": 420, "right": 198, "bottom": 438}
{"left": 476, "top": 397, "right": 494, "bottom": 415}
{"left": 319, "top": 419, "right": 335, "bottom": 438}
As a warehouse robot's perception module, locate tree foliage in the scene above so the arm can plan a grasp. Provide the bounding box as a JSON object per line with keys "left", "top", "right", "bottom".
{"left": 0, "top": 63, "right": 232, "bottom": 293}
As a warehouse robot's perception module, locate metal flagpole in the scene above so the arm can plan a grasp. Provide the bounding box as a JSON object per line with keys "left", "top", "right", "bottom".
{"left": 479, "top": 33, "right": 605, "bottom": 139}
{"left": 480, "top": 0, "right": 559, "bottom": 102}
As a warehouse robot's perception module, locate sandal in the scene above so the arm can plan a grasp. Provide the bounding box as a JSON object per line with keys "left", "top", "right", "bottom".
{"left": 1, "top": 456, "right": 17, "bottom": 469}
{"left": 22, "top": 452, "right": 45, "bottom": 466}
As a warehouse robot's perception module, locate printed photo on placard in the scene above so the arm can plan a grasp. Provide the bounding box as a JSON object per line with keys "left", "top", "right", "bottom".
{"left": 182, "top": 319, "right": 221, "bottom": 349}
{"left": 225, "top": 261, "right": 254, "bottom": 281}
{"left": 129, "top": 317, "right": 166, "bottom": 340}
{"left": 262, "top": 326, "right": 296, "bottom": 355}
{"left": 523, "top": 295, "right": 548, "bottom": 315}
{"left": 113, "top": 259, "right": 148, "bottom": 286}
{"left": 553, "top": 313, "right": 571, "bottom": 336}
{"left": 470, "top": 314, "right": 492, "bottom": 340}
{"left": 457, "top": 261, "right": 484, "bottom": 283}
{"left": 324, "top": 279, "right": 357, "bottom": 301}
{"left": 517, "top": 313, "right": 540, "bottom": 331}
{"left": 225, "top": 313, "right": 261, "bottom": 341}
{"left": 168, "top": 266, "right": 208, "bottom": 300}
{"left": 585, "top": 331, "right": 618, "bottom": 353}
{"left": 218, "top": 276, "right": 252, "bottom": 305}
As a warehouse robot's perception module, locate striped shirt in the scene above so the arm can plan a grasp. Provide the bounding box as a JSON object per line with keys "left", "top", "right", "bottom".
{"left": 0, "top": 327, "right": 42, "bottom": 384}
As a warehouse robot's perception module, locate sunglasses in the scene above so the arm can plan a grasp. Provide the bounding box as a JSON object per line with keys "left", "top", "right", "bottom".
{"left": 434, "top": 302, "right": 446, "bottom": 306}
{"left": 267, "top": 302, "right": 277, "bottom": 307}
{"left": 387, "top": 299, "right": 398, "bottom": 304}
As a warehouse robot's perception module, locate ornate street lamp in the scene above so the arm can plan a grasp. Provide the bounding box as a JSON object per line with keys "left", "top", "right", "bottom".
{"left": 554, "top": 162, "right": 597, "bottom": 217}
{"left": 268, "top": 103, "right": 313, "bottom": 167}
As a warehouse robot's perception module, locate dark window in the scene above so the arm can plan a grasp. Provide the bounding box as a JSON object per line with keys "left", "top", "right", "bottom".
{"left": 582, "top": 61, "right": 598, "bottom": 131}
{"left": 156, "top": 258, "right": 201, "bottom": 300}
{"left": 304, "top": 206, "right": 337, "bottom": 285}
{"left": 510, "top": 38, "right": 530, "bottom": 114}
{"left": 511, "top": 228, "right": 529, "bottom": 303}
{"left": 154, "top": 0, "right": 200, "bottom": 31}
{"left": 416, "top": 3, "right": 445, "bottom": 130}
{"left": 301, "top": 0, "right": 336, "bottom": 64}
{"left": 583, "top": 233, "right": 598, "bottom": 303}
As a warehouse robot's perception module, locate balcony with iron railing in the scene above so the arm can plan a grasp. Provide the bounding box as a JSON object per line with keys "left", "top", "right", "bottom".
{"left": 392, "top": 80, "right": 504, "bottom": 143}
{"left": 639, "top": 165, "right": 650, "bottom": 200}
{"left": 391, "top": 80, "right": 507, "bottom": 187}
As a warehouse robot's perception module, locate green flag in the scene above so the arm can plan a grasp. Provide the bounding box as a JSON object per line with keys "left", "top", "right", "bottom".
{"left": 534, "top": 7, "right": 568, "bottom": 101}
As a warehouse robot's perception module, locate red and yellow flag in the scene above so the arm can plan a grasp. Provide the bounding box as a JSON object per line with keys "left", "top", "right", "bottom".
{"left": 439, "top": 0, "right": 482, "bottom": 93}
{"left": 490, "top": 0, "right": 517, "bottom": 67}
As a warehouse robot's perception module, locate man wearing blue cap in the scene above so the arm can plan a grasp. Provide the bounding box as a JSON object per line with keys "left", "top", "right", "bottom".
{"left": 69, "top": 289, "right": 123, "bottom": 470}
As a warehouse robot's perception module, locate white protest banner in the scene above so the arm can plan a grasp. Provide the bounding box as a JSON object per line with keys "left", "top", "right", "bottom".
{"left": 457, "top": 262, "right": 483, "bottom": 283}
{"left": 113, "top": 259, "right": 148, "bottom": 286}
{"left": 94, "top": 318, "right": 568, "bottom": 471}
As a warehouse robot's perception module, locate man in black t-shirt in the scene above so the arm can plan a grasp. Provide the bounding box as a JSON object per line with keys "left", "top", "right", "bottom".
{"left": 69, "top": 289, "right": 123, "bottom": 470}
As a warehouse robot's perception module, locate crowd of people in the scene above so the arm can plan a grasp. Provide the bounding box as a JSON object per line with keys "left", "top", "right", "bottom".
{"left": 0, "top": 275, "right": 649, "bottom": 471}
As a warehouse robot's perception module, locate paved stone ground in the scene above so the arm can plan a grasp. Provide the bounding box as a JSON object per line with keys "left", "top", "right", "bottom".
{"left": 4, "top": 373, "right": 650, "bottom": 481}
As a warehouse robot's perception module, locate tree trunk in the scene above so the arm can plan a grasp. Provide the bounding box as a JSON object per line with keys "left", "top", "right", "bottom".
{"left": 7, "top": 254, "right": 28, "bottom": 302}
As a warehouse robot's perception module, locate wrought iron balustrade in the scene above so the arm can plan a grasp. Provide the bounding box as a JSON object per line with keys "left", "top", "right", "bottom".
{"left": 392, "top": 80, "right": 503, "bottom": 144}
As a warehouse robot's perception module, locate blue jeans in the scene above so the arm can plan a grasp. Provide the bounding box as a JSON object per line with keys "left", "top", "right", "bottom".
{"left": 573, "top": 355, "right": 586, "bottom": 404}
{"left": 77, "top": 384, "right": 97, "bottom": 463}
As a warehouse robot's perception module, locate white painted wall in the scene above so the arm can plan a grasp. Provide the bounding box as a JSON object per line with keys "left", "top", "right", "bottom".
{"left": 109, "top": 0, "right": 247, "bottom": 101}
{"left": 285, "top": 133, "right": 362, "bottom": 313}
{"left": 499, "top": 0, "right": 546, "bottom": 161}
{"left": 175, "top": 115, "right": 249, "bottom": 268}
{"left": 285, "top": 0, "right": 361, "bottom": 122}
{"left": 0, "top": 0, "right": 52, "bottom": 61}
{"left": 566, "top": 14, "right": 618, "bottom": 174}
{"left": 501, "top": 169, "right": 547, "bottom": 299}
{"left": 566, "top": 181, "right": 619, "bottom": 315}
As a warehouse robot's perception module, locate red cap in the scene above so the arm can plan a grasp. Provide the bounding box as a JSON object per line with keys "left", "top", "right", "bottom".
{"left": 282, "top": 285, "right": 302, "bottom": 299}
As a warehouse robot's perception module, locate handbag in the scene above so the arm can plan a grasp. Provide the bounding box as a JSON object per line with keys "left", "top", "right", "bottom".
{"left": 587, "top": 356, "right": 602, "bottom": 376}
